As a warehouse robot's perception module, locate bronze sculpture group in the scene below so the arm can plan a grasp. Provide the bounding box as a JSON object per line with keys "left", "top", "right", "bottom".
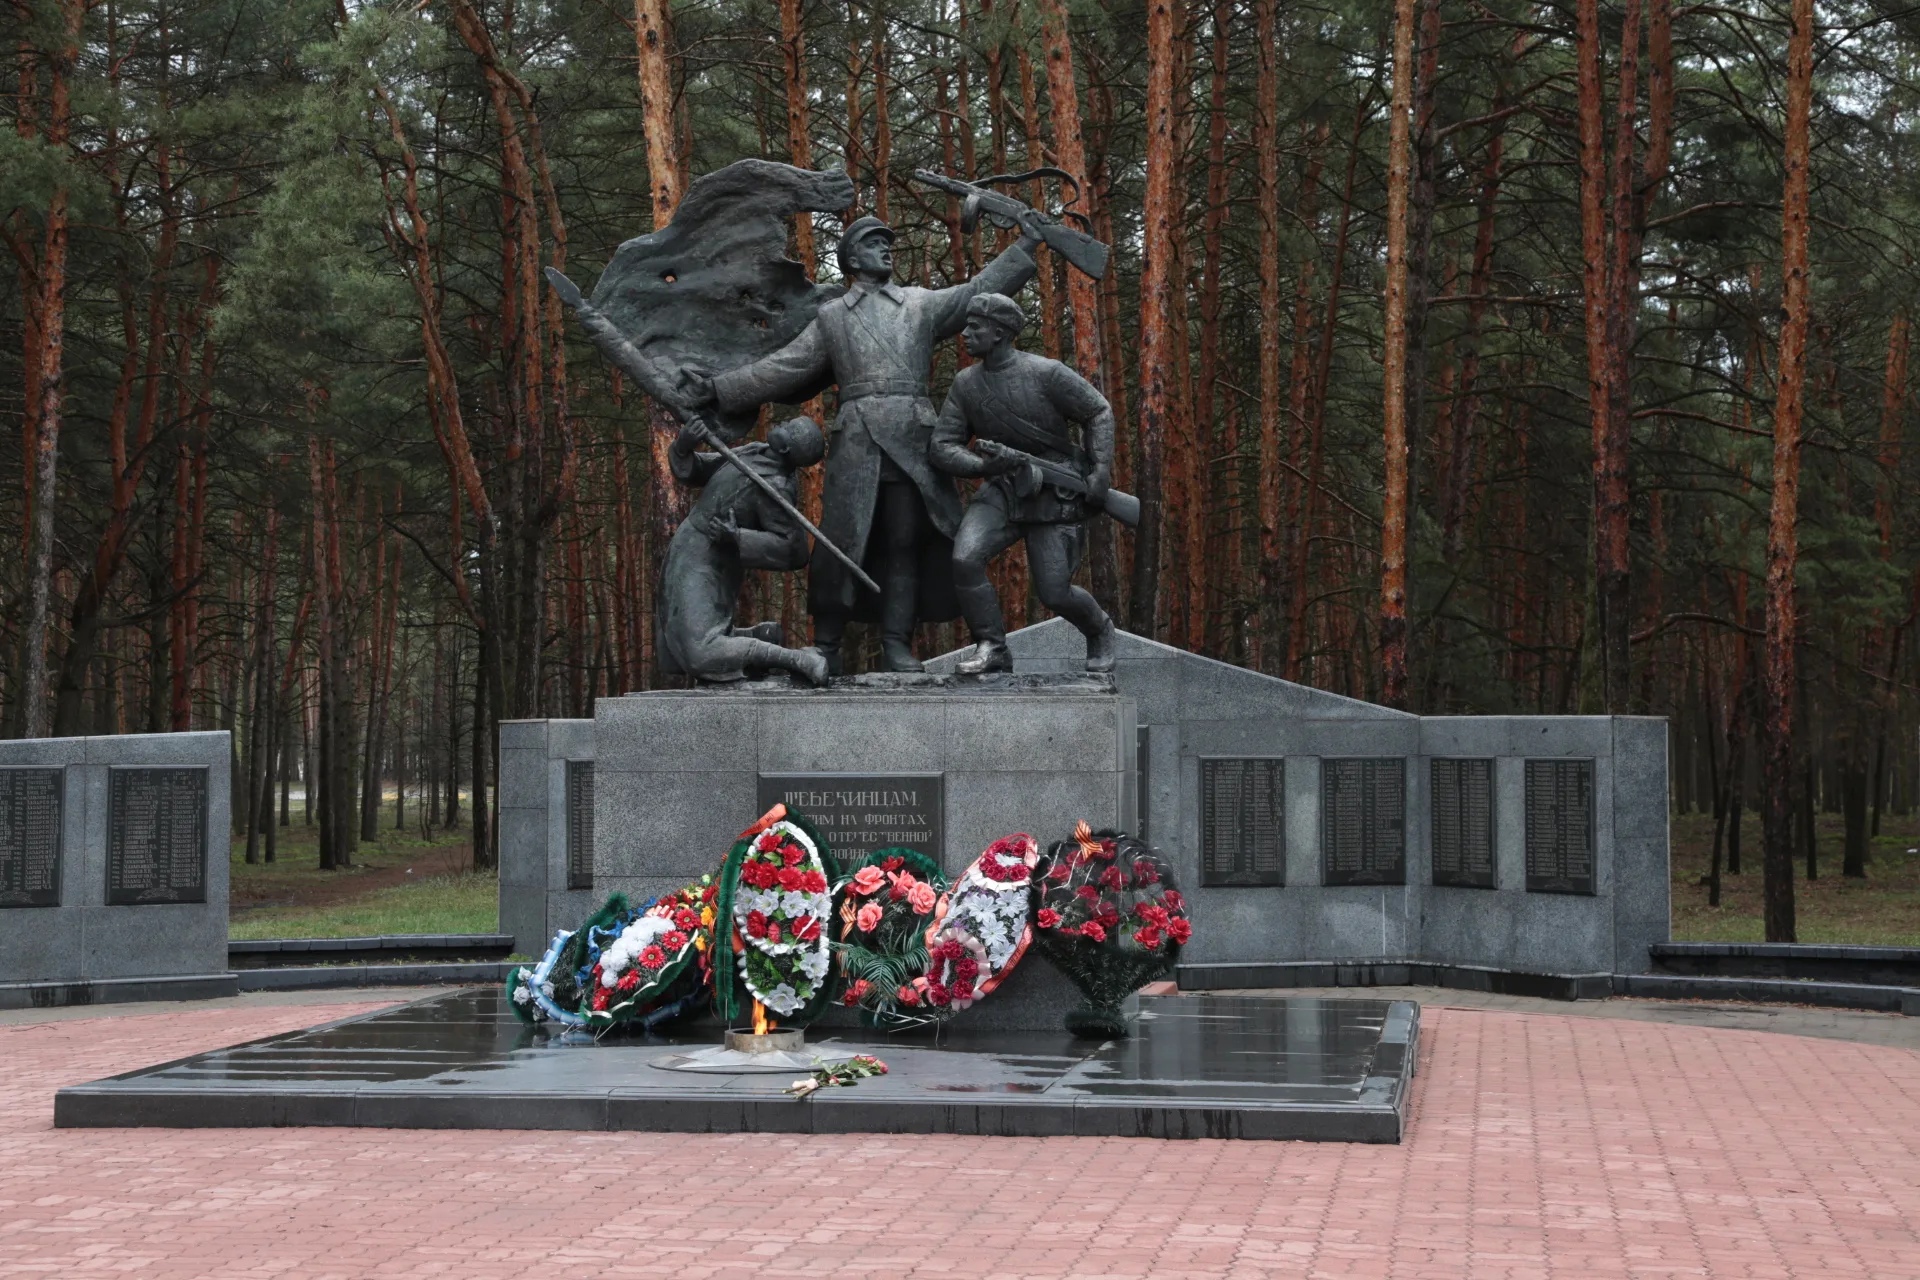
{"left": 551, "top": 159, "right": 1133, "bottom": 684}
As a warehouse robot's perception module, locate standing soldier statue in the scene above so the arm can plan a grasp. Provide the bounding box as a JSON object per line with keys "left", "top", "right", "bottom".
{"left": 679, "top": 214, "right": 1046, "bottom": 674}
{"left": 930, "top": 293, "right": 1131, "bottom": 674}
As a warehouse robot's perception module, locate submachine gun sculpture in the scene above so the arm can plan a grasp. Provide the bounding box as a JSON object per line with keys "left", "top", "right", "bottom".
{"left": 912, "top": 168, "right": 1111, "bottom": 282}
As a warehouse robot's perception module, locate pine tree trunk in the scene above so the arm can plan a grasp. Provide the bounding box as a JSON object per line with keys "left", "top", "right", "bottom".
{"left": 1383, "top": 0, "right": 1418, "bottom": 711}
{"left": 1761, "top": 0, "right": 1814, "bottom": 941}
{"left": 1130, "top": 0, "right": 1181, "bottom": 638}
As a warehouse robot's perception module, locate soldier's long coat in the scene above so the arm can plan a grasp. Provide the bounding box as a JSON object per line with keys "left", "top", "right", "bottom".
{"left": 710, "top": 243, "right": 1036, "bottom": 618}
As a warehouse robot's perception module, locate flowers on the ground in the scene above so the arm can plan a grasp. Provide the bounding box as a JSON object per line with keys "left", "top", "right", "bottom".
{"left": 786, "top": 1054, "right": 889, "bottom": 1098}
{"left": 581, "top": 876, "right": 718, "bottom": 1026}
{"left": 732, "top": 819, "right": 833, "bottom": 1017}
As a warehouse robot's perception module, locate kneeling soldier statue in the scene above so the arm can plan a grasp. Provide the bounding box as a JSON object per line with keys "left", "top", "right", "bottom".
{"left": 660, "top": 416, "right": 832, "bottom": 686}
{"left": 930, "top": 293, "right": 1119, "bottom": 674}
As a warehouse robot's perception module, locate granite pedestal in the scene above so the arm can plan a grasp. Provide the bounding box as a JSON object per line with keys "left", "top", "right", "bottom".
{"left": 55, "top": 986, "right": 1419, "bottom": 1142}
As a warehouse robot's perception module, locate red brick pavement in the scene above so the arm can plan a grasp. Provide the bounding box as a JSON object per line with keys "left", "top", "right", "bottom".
{"left": 2, "top": 998, "right": 1917, "bottom": 1279}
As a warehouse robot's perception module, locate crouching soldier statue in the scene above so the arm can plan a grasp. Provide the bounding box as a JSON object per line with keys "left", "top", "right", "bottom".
{"left": 660, "top": 416, "right": 831, "bottom": 685}
{"left": 929, "top": 293, "right": 1118, "bottom": 674}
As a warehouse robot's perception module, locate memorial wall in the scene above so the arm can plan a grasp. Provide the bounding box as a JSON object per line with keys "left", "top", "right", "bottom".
{"left": 0, "top": 732, "right": 232, "bottom": 1004}
{"left": 499, "top": 622, "right": 1668, "bottom": 991}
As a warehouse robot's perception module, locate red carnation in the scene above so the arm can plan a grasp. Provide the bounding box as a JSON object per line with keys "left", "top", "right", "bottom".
{"left": 1076, "top": 885, "right": 1100, "bottom": 902}
{"left": 1168, "top": 918, "right": 1192, "bottom": 944}
{"left": 1133, "top": 859, "right": 1162, "bottom": 886}
{"left": 794, "top": 916, "right": 822, "bottom": 942}
{"left": 1046, "top": 861, "right": 1072, "bottom": 883}
{"left": 777, "top": 866, "right": 805, "bottom": 891}
{"left": 1079, "top": 921, "right": 1107, "bottom": 942}
{"left": 755, "top": 831, "right": 779, "bottom": 852}
{"left": 781, "top": 843, "right": 805, "bottom": 868}
{"left": 1135, "top": 903, "right": 1169, "bottom": 927}
{"left": 926, "top": 981, "right": 951, "bottom": 1007}
{"left": 767, "top": 921, "right": 783, "bottom": 944}
{"left": 801, "top": 869, "right": 828, "bottom": 894}
{"left": 746, "top": 911, "right": 769, "bottom": 939}
{"left": 1098, "top": 904, "right": 1120, "bottom": 928}
{"left": 663, "top": 930, "right": 689, "bottom": 951}
{"left": 1162, "top": 889, "right": 1184, "bottom": 911}
{"left": 952, "top": 979, "right": 975, "bottom": 1001}
{"left": 1099, "top": 865, "right": 1126, "bottom": 890}
{"left": 881, "top": 855, "right": 905, "bottom": 872}
{"left": 1037, "top": 908, "right": 1061, "bottom": 929}
{"left": 896, "top": 983, "right": 921, "bottom": 1006}
{"left": 1096, "top": 838, "right": 1118, "bottom": 860}
{"left": 954, "top": 957, "right": 979, "bottom": 980}
{"left": 841, "top": 978, "right": 872, "bottom": 1006}
{"left": 1134, "top": 926, "right": 1163, "bottom": 950}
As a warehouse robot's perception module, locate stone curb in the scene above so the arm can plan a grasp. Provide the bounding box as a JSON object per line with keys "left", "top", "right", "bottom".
{"left": 1614, "top": 972, "right": 1920, "bottom": 1016}
{"left": 229, "top": 935, "right": 516, "bottom": 968}
{"left": 0, "top": 972, "right": 239, "bottom": 1010}
{"left": 235, "top": 963, "right": 519, "bottom": 991}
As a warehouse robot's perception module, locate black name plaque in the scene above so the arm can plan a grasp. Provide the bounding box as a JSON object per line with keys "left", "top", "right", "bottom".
{"left": 756, "top": 773, "right": 942, "bottom": 865}
{"left": 107, "top": 768, "right": 208, "bottom": 906}
{"left": 0, "top": 767, "right": 63, "bottom": 908}
{"left": 1322, "top": 757, "right": 1406, "bottom": 886}
{"left": 1526, "top": 758, "right": 1595, "bottom": 895}
{"left": 1431, "top": 758, "right": 1495, "bottom": 889}
{"left": 567, "top": 760, "right": 594, "bottom": 891}
{"left": 1200, "top": 757, "right": 1285, "bottom": 886}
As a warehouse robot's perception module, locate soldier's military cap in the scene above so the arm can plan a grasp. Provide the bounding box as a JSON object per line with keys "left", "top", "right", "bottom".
{"left": 836, "top": 216, "right": 896, "bottom": 271}
{"left": 966, "top": 292, "right": 1028, "bottom": 336}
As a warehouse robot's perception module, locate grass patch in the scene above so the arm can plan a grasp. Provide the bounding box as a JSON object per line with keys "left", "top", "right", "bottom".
{"left": 228, "top": 872, "right": 499, "bottom": 940}
{"left": 1670, "top": 809, "right": 1920, "bottom": 946}
{"left": 228, "top": 817, "right": 496, "bottom": 939}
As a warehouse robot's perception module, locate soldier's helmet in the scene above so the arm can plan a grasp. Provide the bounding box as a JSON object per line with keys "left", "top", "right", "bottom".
{"left": 836, "top": 216, "right": 896, "bottom": 274}
{"left": 967, "top": 292, "right": 1028, "bottom": 338}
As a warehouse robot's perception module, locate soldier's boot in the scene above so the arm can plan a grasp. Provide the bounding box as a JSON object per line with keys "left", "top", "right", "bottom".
{"left": 1084, "top": 617, "right": 1118, "bottom": 673}
{"left": 879, "top": 570, "right": 924, "bottom": 673}
{"left": 1051, "top": 585, "right": 1117, "bottom": 673}
{"left": 955, "top": 581, "right": 1013, "bottom": 675}
{"left": 743, "top": 640, "right": 829, "bottom": 687}
{"left": 809, "top": 614, "right": 846, "bottom": 678}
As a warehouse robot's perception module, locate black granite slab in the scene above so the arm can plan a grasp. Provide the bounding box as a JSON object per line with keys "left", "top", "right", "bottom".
{"left": 54, "top": 989, "right": 1419, "bottom": 1142}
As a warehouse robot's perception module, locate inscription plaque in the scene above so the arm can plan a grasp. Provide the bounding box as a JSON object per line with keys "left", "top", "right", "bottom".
{"left": 1431, "top": 758, "right": 1495, "bottom": 888}
{"left": 1322, "top": 757, "right": 1406, "bottom": 886}
{"left": 756, "top": 773, "right": 942, "bottom": 866}
{"left": 107, "top": 768, "right": 207, "bottom": 905}
{"left": 1200, "top": 757, "right": 1285, "bottom": 886}
{"left": 0, "top": 767, "right": 63, "bottom": 908}
{"left": 1526, "top": 758, "right": 1595, "bottom": 894}
{"left": 567, "top": 761, "right": 594, "bottom": 891}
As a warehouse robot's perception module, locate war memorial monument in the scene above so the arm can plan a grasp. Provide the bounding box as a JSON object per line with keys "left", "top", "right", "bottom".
{"left": 41, "top": 159, "right": 1667, "bottom": 1142}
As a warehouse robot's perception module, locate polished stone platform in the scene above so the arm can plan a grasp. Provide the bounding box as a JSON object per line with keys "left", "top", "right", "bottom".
{"left": 54, "top": 989, "right": 1419, "bottom": 1141}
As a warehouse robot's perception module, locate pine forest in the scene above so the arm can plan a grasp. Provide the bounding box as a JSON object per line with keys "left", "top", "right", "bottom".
{"left": 3, "top": 0, "right": 1914, "bottom": 938}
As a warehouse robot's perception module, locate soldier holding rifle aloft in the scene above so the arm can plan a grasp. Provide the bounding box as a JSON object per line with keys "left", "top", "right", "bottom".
{"left": 929, "top": 293, "right": 1126, "bottom": 675}
{"left": 677, "top": 213, "right": 1048, "bottom": 674}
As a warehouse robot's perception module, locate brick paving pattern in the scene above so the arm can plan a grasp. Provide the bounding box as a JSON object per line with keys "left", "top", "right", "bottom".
{"left": 2, "top": 997, "right": 1917, "bottom": 1279}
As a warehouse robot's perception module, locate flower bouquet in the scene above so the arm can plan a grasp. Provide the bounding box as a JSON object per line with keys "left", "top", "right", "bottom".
{"left": 1032, "top": 822, "right": 1191, "bottom": 1038}
{"left": 580, "top": 875, "right": 718, "bottom": 1031}
{"left": 910, "top": 834, "right": 1039, "bottom": 1017}
{"left": 712, "top": 805, "right": 836, "bottom": 1026}
{"left": 831, "top": 847, "right": 947, "bottom": 1030}
{"left": 786, "top": 1054, "right": 888, "bottom": 1098}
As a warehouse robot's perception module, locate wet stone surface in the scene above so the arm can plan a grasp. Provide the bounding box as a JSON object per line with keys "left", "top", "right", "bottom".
{"left": 54, "top": 988, "right": 1418, "bottom": 1141}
